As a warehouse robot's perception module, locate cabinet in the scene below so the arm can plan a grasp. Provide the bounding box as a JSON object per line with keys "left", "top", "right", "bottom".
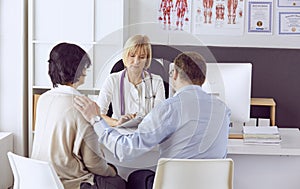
{"left": 28, "top": 0, "right": 128, "bottom": 155}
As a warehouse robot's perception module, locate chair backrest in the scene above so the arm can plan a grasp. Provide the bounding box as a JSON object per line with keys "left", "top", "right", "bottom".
{"left": 152, "top": 158, "right": 234, "bottom": 189}
{"left": 7, "top": 152, "right": 64, "bottom": 189}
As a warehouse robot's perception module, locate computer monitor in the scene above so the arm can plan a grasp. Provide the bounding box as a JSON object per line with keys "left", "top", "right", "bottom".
{"left": 169, "top": 63, "right": 252, "bottom": 123}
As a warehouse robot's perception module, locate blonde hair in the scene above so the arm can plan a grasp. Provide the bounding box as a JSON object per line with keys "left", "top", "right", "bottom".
{"left": 122, "top": 35, "right": 152, "bottom": 69}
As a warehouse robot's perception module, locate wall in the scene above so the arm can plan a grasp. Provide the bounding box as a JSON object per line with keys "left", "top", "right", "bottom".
{"left": 116, "top": 1, "right": 300, "bottom": 127}
{"left": 96, "top": 1, "right": 300, "bottom": 127}
{"left": 151, "top": 45, "right": 300, "bottom": 128}
{"left": 127, "top": 0, "right": 300, "bottom": 48}
{"left": 0, "top": 0, "right": 27, "bottom": 155}
{"left": 208, "top": 46, "right": 300, "bottom": 128}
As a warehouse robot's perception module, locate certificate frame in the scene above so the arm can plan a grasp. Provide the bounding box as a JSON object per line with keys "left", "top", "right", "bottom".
{"left": 248, "top": 1, "right": 273, "bottom": 33}
{"left": 278, "top": 0, "right": 300, "bottom": 8}
{"left": 279, "top": 12, "right": 300, "bottom": 35}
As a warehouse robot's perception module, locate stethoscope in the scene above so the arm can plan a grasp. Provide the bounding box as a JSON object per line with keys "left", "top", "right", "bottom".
{"left": 120, "top": 69, "right": 155, "bottom": 115}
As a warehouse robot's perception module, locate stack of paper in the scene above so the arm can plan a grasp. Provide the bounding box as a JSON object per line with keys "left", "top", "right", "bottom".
{"left": 243, "top": 126, "right": 281, "bottom": 145}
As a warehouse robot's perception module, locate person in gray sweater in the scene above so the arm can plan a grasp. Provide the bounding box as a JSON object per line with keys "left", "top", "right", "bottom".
{"left": 31, "top": 42, "right": 126, "bottom": 189}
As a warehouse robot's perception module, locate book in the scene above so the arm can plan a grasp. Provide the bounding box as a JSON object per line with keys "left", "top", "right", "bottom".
{"left": 243, "top": 126, "right": 281, "bottom": 145}
{"left": 243, "top": 126, "right": 279, "bottom": 135}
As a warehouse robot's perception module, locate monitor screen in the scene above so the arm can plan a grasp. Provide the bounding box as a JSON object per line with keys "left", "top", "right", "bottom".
{"left": 169, "top": 63, "right": 252, "bottom": 123}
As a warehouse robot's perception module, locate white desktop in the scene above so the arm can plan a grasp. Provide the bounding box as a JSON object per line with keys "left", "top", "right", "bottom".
{"left": 227, "top": 128, "right": 300, "bottom": 189}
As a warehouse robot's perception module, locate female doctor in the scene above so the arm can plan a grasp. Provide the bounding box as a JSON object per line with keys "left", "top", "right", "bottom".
{"left": 97, "top": 35, "right": 165, "bottom": 126}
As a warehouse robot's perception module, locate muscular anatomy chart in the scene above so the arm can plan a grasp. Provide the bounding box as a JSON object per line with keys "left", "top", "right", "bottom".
{"left": 193, "top": 0, "right": 245, "bottom": 35}
{"left": 203, "top": 0, "right": 214, "bottom": 23}
{"left": 175, "top": 0, "right": 189, "bottom": 30}
{"left": 157, "top": 0, "right": 245, "bottom": 35}
{"left": 227, "top": 0, "right": 239, "bottom": 24}
{"left": 158, "top": 0, "right": 192, "bottom": 32}
{"left": 159, "top": 0, "right": 173, "bottom": 30}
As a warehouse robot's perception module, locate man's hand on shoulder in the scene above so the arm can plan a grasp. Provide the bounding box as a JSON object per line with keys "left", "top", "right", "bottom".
{"left": 74, "top": 95, "right": 101, "bottom": 125}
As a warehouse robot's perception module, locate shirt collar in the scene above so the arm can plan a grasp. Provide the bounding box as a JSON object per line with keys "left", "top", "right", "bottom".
{"left": 50, "top": 85, "right": 83, "bottom": 96}
{"left": 173, "top": 85, "right": 202, "bottom": 96}
{"left": 122, "top": 69, "right": 149, "bottom": 87}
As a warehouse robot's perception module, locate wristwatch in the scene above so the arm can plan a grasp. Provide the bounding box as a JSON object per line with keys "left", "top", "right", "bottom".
{"left": 90, "top": 115, "right": 102, "bottom": 125}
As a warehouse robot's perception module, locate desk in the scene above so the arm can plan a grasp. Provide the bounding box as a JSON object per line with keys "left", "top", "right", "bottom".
{"left": 227, "top": 128, "right": 300, "bottom": 189}
{"left": 104, "top": 128, "right": 300, "bottom": 188}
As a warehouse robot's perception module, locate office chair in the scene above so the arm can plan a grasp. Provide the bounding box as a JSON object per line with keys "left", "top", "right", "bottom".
{"left": 107, "top": 59, "right": 169, "bottom": 116}
{"left": 7, "top": 151, "right": 64, "bottom": 189}
{"left": 152, "top": 158, "right": 234, "bottom": 189}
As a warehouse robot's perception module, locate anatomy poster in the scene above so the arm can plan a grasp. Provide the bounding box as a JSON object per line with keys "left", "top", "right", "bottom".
{"left": 158, "top": 0, "right": 192, "bottom": 32}
{"left": 193, "top": 0, "right": 245, "bottom": 35}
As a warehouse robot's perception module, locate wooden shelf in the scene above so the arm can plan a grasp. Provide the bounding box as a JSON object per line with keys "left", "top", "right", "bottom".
{"left": 251, "top": 98, "right": 276, "bottom": 126}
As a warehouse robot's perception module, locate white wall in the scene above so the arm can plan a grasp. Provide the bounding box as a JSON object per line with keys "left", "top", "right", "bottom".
{"left": 126, "top": 0, "right": 300, "bottom": 49}
{"left": 0, "top": 0, "right": 27, "bottom": 155}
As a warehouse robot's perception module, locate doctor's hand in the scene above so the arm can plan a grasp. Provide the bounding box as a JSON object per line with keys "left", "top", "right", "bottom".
{"left": 116, "top": 113, "right": 137, "bottom": 126}
{"left": 74, "top": 95, "right": 100, "bottom": 124}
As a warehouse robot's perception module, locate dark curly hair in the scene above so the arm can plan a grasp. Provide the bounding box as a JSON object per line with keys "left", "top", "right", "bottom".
{"left": 174, "top": 51, "right": 206, "bottom": 86}
{"left": 48, "top": 42, "right": 91, "bottom": 87}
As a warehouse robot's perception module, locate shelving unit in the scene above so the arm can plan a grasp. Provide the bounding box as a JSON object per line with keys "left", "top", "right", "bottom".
{"left": 28, "top": 0, "right": 127, "bottom": 155}
{"left": 251, "top": 98, "right": 276, "bottom": 126}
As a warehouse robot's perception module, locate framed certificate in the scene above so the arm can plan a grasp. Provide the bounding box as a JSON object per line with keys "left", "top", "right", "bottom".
{"left": 279, "top": 12, "right": 300, "bottom": 34}
{"left": 278, "top": 0, "right": 300, "bottom": 7}
{"left": 248, "top": 1, "right": 273, "bottom": 33}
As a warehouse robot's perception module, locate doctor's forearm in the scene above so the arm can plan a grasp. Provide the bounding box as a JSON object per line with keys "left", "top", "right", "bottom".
{"left": 101, "top": 114, "right": 118, "bottom": 127}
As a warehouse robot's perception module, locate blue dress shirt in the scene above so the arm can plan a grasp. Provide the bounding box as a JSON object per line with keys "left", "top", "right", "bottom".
{"left": 94, "top": 85, "right": 231, "bottom": 162}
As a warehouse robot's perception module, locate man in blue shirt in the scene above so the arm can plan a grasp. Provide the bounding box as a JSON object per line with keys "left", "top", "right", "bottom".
{"left": 74, "top": 51, "right": 231, "bottom": 189}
